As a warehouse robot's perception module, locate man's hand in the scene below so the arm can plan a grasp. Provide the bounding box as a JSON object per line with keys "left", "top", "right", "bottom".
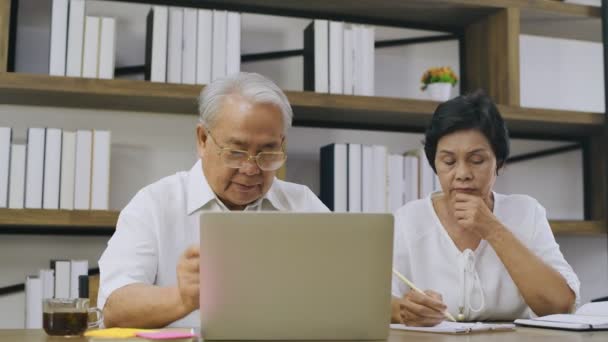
{"left": 176, "top": 245, "right": 200, "bottom": 313}
{"left": 399, "top": 290, "right": 447, "bottom": 327}
{"left": 453, "top": 193, "right": 500, "bottom": 238}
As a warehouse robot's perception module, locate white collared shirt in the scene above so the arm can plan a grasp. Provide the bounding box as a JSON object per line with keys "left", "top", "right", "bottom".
{"left": 392, "top": 192, "right": 581, "bottom": 321}
{"left": 98, "top": 159, "right": 329, "bottom": 327}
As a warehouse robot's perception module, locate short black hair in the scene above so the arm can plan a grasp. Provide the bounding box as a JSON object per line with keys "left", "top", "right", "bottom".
{"left": 423, "top": 90, "right": 510, "bottom": 173}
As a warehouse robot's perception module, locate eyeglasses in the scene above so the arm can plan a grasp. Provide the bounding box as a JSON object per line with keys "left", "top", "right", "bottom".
{"left": 206, "top": 129, "right": 287, "bottom": 171}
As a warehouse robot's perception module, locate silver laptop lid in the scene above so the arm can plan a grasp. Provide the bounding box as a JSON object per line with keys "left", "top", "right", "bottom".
{"left": 200, "top": 212, "right": 393, "bottom": 340}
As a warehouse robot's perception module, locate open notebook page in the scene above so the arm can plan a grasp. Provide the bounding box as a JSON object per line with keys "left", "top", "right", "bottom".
{"left": 514, "top": 302, "right": 608, "bottom": 330}
{"left": 535, "top": 315, "right": 608, "bottom": 325}
{"left": 390, "top": 322, "right": 515, "bottom": 334}
{"left": 515, "top": 315, "right": 608, "bottom": 330}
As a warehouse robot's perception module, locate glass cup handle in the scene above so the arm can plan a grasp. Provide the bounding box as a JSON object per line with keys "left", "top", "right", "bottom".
{"left": 88, "top": 307, "right": 104, "bottom": 329}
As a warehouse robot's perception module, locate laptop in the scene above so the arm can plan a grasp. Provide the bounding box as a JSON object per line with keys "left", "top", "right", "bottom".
{"left": 199, "top": 212, "right": 394, "bottom": 340}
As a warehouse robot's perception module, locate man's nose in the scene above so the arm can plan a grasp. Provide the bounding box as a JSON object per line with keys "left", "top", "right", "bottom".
{"left": 240, "top": 157, "right": 261, "bottom": 175}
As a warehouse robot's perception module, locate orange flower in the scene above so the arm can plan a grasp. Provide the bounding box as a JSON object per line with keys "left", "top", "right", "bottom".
{"left": 420, "top": 66, "right": 458, "bottom": 90}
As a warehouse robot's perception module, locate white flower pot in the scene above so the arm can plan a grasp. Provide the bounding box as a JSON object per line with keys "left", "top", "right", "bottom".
{"left": 427, "top": 82, "right": 452, "bottom": 102}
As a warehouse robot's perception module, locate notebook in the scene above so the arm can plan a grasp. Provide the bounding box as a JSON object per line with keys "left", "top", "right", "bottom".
{"left": 390, "top": 322, "right": 515, "bottom": 334}
{"left": 514, "top": 302, "right": 608, "bottom": 331}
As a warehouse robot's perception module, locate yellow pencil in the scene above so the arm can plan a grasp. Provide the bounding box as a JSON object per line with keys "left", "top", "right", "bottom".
{"left": 392, "top": 268, "right": 457, "bottom": 322}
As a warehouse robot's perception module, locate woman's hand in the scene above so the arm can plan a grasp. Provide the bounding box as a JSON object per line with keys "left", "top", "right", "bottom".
{"left": 453, "top": 193, "right": 501, "bottom": 238}
{"left": 398, "top": 290, "right": 447, "bottom": 327}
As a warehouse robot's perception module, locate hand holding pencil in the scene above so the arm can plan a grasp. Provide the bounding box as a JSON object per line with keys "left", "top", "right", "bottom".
{"left": 392, "top": 269, "right": 457, "bottom": 326}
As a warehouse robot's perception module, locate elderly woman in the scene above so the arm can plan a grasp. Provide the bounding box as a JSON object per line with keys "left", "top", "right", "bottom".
{"left": 391, "top": 91, "right": 580, "bottom": 326}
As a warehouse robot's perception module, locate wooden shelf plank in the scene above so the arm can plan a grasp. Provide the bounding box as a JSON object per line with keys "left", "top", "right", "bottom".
{"left": 0, "top": 209, "right": 119, "bottom": 229}
{"left": 550, "top": 220, "right": 606, "bottom": 235}
{"left": 0, "top": 72, "right": 201, "bottom": 114}
{"left": 129, "top": 0, "right": 600, "bottom": 41}
{"left": 287, "top": 91, "right": 438, "bottom": 133}
{"left": 129, "top": 0, "right": 500, "bottom": 31}
{"left": 0, "top": 209, "right": 603, "bottom": 235}
{"left": 514, "top": 0, "right": 600, "bottom": 17}
{"left": 521, "top": 1, "right": 600, "bottom": 42}
{"left": 132, "top": 0, "right": 600, "bottom": 24}
{"left": 0, "top": 73, "right": 603, "bottom": 139}
{"left": 496, "top": 105, "right": 604, "bottom": 138}
{"left": 0, "top": 0, "right": 10, "bottom": 72}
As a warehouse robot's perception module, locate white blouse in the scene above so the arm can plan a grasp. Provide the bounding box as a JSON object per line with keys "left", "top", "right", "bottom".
{"left": 392, "top": 192, "right": 580, "bottom": 321}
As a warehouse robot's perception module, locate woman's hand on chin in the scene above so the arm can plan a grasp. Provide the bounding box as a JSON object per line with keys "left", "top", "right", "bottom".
{"left": 452, "top": 193, "right": 502, "bottom": 239}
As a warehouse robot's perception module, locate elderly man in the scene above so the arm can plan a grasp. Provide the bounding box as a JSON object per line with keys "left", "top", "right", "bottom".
{"left": 98, "top": 72, "right": 329, "bottom": 328}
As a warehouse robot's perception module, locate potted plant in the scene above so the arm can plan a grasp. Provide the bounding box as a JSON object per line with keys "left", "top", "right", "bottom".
{"left": 420, "top": 66, "right": 458, "bottom": 101}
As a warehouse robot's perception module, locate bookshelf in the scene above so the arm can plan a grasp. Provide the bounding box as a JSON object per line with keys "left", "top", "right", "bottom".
{"left": 0, "top": 0, "right": 605, "bottom": 235}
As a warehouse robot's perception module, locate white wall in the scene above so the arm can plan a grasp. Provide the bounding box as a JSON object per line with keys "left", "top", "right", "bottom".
{"left": 520, "top": 35, "right": 604, "bottom": 113}
{"left": 1, "top": 8, "right": 606, "bottom": 327}
{"left": 493, "top": 139, "right": 584, "bottom": 220}
{"left": 241, "top": 14, "right": 308, "bottom": 91}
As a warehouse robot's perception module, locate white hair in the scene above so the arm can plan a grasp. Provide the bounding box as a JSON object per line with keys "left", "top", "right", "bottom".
{"left": 198, "top": 72, "right": 293, "bottom": 134}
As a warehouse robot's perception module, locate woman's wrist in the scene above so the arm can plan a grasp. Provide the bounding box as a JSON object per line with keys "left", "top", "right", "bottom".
{"left": 480, "top": 220, "right": 506, "bottom": 241}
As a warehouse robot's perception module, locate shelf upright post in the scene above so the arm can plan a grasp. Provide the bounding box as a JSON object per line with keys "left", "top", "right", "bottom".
{"left": 463, "top": 7, "right": 520, "bottom": 106}
{"left": 0, "top": 0, "right": 11, "bottom": 72}
{"left": 603, "top": 0, "right": 608, "bottom": 232}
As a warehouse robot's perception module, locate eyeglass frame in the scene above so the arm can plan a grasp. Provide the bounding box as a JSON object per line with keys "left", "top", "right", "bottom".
{"left": 204, "top": 128, "right": 287, "bottom": 171}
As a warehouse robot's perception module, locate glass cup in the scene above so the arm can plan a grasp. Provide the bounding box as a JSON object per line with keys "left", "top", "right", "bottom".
{"left": 43, "top": 298, "right": 103, "bottom": 337}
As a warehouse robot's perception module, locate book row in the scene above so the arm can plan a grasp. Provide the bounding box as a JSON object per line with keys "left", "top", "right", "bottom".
{"left": 0, "top": 127, "right": 111, "bottom": 210}
{"left": 145, "top": 6, "right": 241, "bottom": 84}
{"left": 11, "top": 0, "right": 116, "bottom": 79}
{"left": 304, "top": 20, "right": 375, "bottom": 96}
{"left": 10, "top": 0, "right": 241, "bottom": 84}
{"left": 320, "top": 143, "right": 441, "bottom": 213}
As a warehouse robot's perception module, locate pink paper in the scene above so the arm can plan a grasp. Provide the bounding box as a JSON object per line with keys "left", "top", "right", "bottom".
{"left": 135, "top": 331, "right": 196, "bottom": 340}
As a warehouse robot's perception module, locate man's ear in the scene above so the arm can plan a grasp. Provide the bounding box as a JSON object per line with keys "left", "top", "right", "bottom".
{"left": 196, "top": 124, "right": 209, "bottom": 159}
{"left": 196, "top": 123, "right": 208, "bottom": 147}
